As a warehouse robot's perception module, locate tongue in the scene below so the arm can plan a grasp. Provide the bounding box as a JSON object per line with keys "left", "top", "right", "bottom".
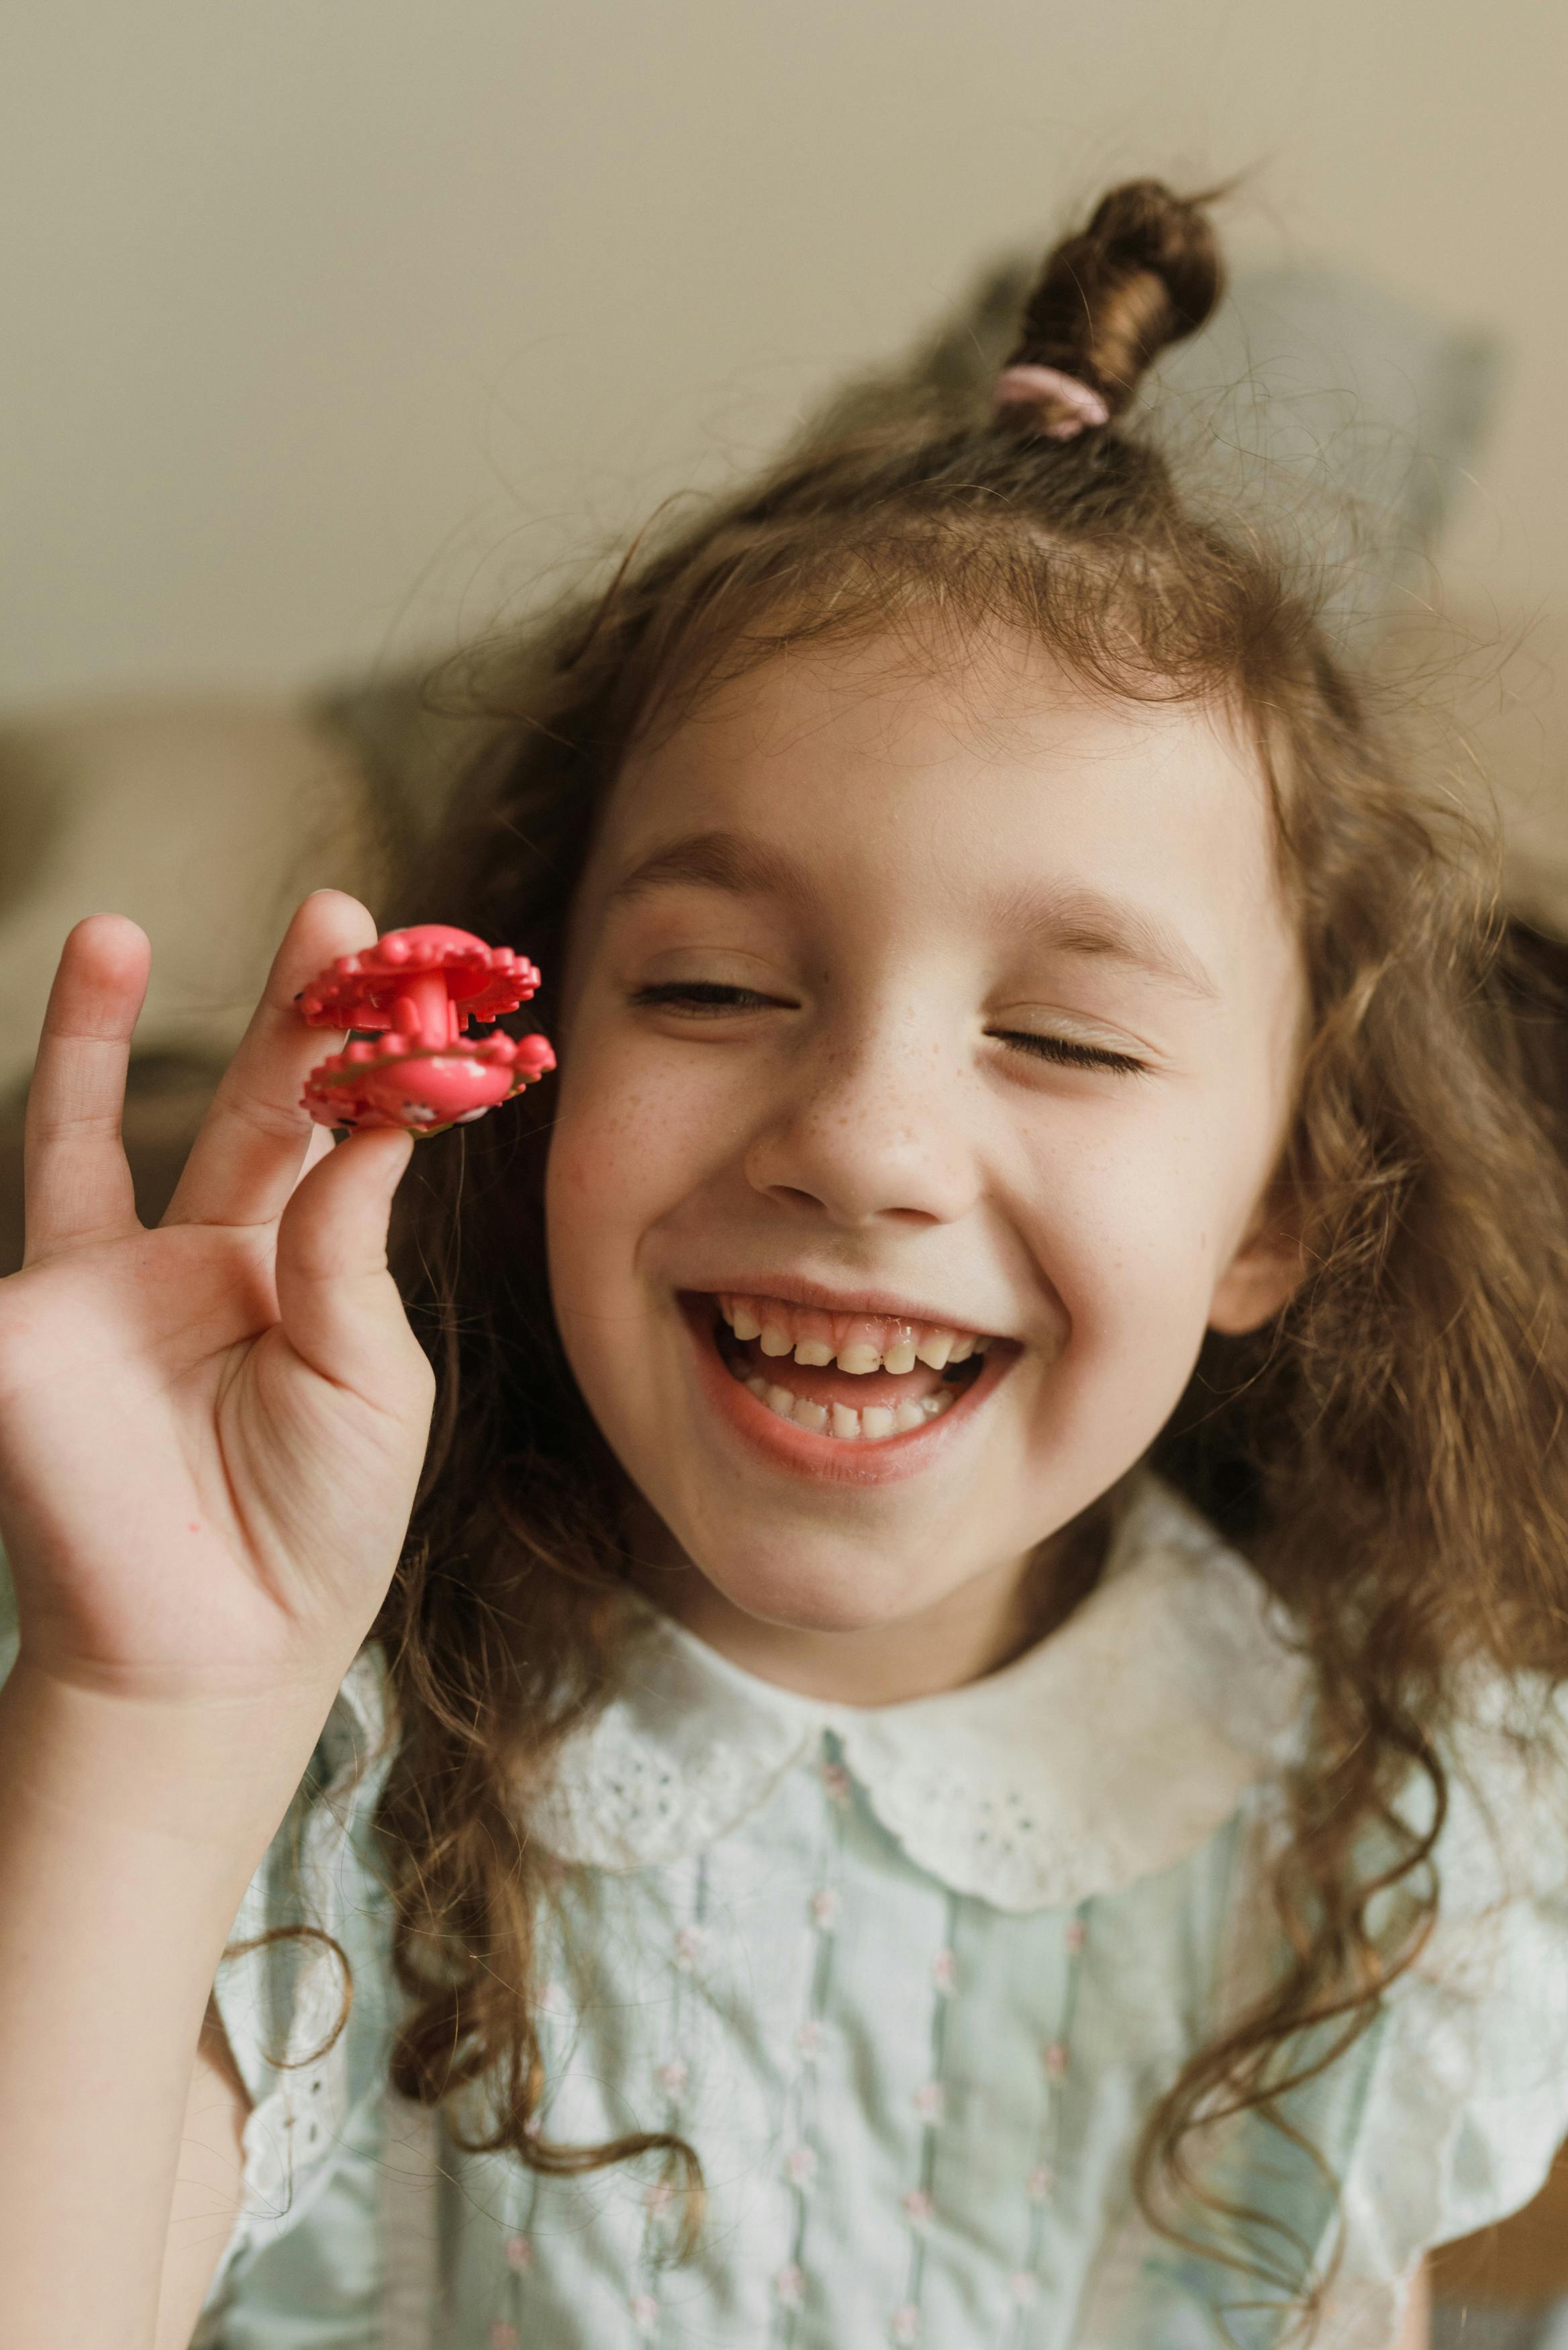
{"left": 734, "top": 1340, "right": 949, "bottom": 1409}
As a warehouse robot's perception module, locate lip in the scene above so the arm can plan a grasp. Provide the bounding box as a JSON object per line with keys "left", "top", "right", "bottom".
{"left": 677, "top": 1292, "right": 1016, "bottom": 1486}
{"left": 683, "top": 1270, "right": 1010, "bottom": 1341}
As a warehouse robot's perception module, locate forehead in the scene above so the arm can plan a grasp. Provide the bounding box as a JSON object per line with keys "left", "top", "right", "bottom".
{"left": 591, "top": 630, "right": 1289, "bottom": 987}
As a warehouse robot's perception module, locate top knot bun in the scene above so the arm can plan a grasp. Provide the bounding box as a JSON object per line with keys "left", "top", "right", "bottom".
{"left": 1000, "top": 179, "right": 1224, "bottom": 435}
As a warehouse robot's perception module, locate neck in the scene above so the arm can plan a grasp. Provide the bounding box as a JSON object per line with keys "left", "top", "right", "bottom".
{"left": 621, "top": 1509, "right": 1101, "bottom": 1706}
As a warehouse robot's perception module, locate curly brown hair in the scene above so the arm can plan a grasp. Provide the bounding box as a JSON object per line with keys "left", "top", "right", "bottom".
{"left": 350, "top": 180, "right": 1568, "bottom": 2310}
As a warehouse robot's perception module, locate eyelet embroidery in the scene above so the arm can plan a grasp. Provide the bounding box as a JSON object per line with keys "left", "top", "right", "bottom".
{"left": 487, "top": 1476, "right": 1308, "bottom": 1903}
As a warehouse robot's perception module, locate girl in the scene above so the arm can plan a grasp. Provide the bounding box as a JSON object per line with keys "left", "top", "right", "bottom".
{"left": 2, "top": 181, "right": 1567, "bottom": 2350}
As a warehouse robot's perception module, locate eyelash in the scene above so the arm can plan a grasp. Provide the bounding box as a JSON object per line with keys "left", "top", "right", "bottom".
{"left": 629, "top": 984, "right": 1150, "bottom": 1076}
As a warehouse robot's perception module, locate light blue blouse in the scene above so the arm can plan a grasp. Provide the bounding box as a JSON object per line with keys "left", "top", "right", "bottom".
{"left": 3, "top": 1474, "right": 1567, "bottom": 2349}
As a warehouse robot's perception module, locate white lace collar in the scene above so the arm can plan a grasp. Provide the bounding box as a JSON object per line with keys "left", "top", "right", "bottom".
{"left": 526, "top": 1472, "right": 1309, "bottom": 1912}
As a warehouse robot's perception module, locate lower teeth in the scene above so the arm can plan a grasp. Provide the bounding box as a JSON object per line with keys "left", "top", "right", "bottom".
{"left": 738, "top": 1371, "right": 953, "bottom": 1442}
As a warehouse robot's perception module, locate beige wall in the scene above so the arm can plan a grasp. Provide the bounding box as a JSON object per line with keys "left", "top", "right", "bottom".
{"left": 2, "top": 0, "right": 1565, "bottom": 729}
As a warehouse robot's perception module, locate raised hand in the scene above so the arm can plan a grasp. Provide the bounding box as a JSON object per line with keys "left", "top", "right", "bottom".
{"left": 0, "top": 893, "right": 436, "bottom": 1713}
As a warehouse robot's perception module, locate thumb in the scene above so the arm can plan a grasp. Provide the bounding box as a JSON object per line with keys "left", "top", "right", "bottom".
{"left": 273, "top": 1126, "right": 427, "bottom": 1405}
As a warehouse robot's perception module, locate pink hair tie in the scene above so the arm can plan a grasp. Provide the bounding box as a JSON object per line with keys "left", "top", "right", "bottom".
{"left": 992, "top": 364, "right": 1111, "bottom": 440}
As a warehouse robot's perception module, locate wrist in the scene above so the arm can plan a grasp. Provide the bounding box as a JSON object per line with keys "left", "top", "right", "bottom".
{"left": 0, "top": 1656, "right": 344, "bottom": 1865}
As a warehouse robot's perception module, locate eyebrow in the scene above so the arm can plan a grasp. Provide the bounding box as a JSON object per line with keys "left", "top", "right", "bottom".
{"left": 606, "top": 827, "right": 1221, "bottom": 1002}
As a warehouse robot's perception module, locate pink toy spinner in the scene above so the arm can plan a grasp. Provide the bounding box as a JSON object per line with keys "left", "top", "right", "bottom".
{"left": 297, "top": 924, "right": 556, "bottom": 1137}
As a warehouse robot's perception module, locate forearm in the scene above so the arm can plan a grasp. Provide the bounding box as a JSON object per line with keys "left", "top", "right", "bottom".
{"left": 1391, "top": 2262, "right": 1430, "bottom": 2350}
{"left": 0, "top": 1662, "right": 333, "bottom": 2349}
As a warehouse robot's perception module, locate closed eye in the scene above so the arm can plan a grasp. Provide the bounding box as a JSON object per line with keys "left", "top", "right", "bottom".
{"left": 989, "top": 1030, "right": 1150, "bottom": 1077}
{"left": 625, "top": 978, "right": 1152, "bottom": 1076}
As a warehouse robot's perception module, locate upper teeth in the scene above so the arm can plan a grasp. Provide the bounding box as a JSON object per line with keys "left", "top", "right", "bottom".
{"left": 723, "top": 1295, "right": 989, "bottom": 1372}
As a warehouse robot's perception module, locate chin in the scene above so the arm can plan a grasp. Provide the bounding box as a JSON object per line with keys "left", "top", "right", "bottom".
{"left": 685, "top": 1530, "right": 949, "bottom": 1635}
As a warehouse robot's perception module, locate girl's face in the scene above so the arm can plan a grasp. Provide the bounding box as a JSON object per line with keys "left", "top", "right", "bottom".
{"left": 546, "top": 630, "right": 1305, "bottom": 1639}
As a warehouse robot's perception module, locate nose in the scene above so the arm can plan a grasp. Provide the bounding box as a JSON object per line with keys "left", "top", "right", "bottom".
{"left": 742, "top": 1015, "right": 979, "bottom": 1229}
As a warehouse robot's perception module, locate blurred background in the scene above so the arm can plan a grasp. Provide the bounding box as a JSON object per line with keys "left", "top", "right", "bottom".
{"left": 3, "top": 6, "right": 1567, "bottom": 2335}
{"left": 3, "top": 0, "right": 1566, "bottom": 704}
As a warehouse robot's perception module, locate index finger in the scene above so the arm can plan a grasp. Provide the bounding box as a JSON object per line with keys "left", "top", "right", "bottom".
{"left": 159, "top": 891, "right": 380, "bottom": 1232}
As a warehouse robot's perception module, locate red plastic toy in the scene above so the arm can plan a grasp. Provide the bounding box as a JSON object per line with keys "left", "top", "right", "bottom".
{"left": 297, "top": 925, "right": 556, "bottom": 1137}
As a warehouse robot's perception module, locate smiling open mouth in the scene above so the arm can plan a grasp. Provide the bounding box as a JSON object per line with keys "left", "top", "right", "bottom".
{"left": 703, "top": 1290, "right": 994, "bottom": 1445}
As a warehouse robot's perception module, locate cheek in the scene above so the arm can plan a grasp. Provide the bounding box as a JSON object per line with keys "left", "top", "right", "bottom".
{"left": 999, "top": 1124, "right": 1244, "bottom": 1476}
{"left": 1013, "top": 1113, "right": 1248, "bottom": 1349}
{"left": 543, "top": 1025, "right": 736, "bottom": 1297}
